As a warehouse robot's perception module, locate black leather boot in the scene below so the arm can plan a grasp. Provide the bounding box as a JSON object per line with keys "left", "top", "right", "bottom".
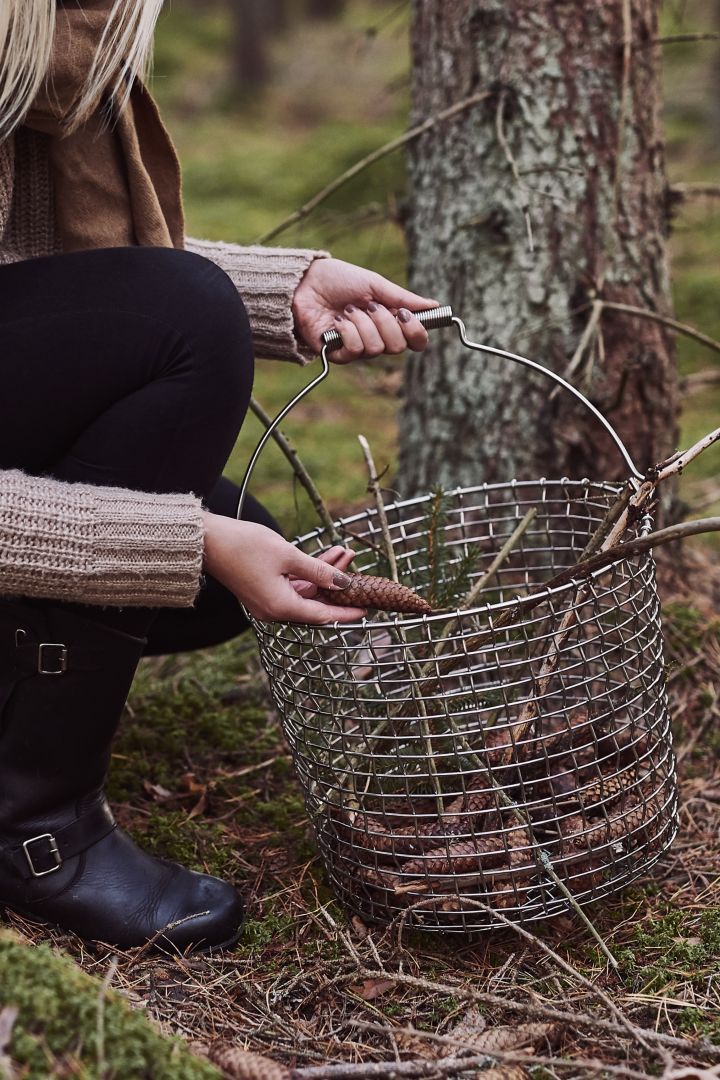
{"left": 0, "top": 600, "right": 244, "bottom": 953}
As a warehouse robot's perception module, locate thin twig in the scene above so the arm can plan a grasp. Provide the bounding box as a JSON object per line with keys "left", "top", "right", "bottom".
{"left": 538, "top": 516, "right": 720, "bottom": 589}
{"left": 538, "top": 850, "right": 619, "bottom": 970}
{"left": 249, "top": 397, "right": 342, "bottom": 544}
{"left": 256, "top": 90, "right": 492, "bottom": 244}
{"left": 683, "top": 368, "right": 720, "bottom": 393}
{"left": 400, "top": 899, "right": 660, "bottom": 1060}
{"left": 495, "top": 89, "right": 534, "bottom": 252}
{"left": 656, "top": 426, "right": 720, "bottom": 481}
{"left": 347, "top": 1021, "right": 662, "bottom": 1080}
{"left": 459, "top": 509, "right": 537, "bottom": 612}
{"left": 428, "top": 509, "right": 537, "bottom": 665}
{"left": 351, "top": 968, "right": 720, "bottom": 1060}
{"left": 552, "top": 299, "right": 603, "bottom": 400}
{"left": 651, "top": 31, "right": 720, "bottom": 45}
{"left": 600, "top": 301, "right": 720, "bottom": 357}
{"left": 96, "top": 955, "right": 119, "bottom": 1078}
{"left": 671, "top": 182, "right": 720, "bottom": 200}
{"left": 295, "top": 1053, "right": 530, "bottom": 1080}
{"left": 358, "top": 435, "right": 398, "bottom": 583}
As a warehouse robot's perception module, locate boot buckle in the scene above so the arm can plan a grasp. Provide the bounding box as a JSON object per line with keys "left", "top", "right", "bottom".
{"left": 37, "top": 643, "right": 68, "bottom": 676}
{"left": 23, "top": 833, "right": 62, "bottom": 877}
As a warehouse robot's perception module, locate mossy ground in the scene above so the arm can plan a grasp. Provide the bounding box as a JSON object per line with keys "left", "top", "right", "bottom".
{"left": 0, "top": 930, "right": 220, "bottom": 1079}
{"left": 3, "top": 0, "right": 720, "bottom": 1076}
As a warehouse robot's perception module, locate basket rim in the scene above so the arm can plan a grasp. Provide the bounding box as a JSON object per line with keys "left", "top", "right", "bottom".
{"left": 253, "top": 477, "right": 655, "bottom": 633}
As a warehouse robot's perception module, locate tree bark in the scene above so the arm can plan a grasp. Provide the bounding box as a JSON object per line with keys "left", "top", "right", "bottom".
{"left": 229, "top": 0, "right": 270, "bottom": 92}
{"left": 264, "top": 0, "right": 289, "bottom": 34}
{"left": 398, "top": 0, "right": 678, "bottom": 495}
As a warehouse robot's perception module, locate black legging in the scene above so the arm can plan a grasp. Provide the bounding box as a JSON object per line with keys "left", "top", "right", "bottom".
{"left": 0, "top": 245, "right": 279, "bottom": 652}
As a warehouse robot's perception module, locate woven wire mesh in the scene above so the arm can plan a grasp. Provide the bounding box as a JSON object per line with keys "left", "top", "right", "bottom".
{"left": 251, "top": 479, "right": 678, "bottom": 933}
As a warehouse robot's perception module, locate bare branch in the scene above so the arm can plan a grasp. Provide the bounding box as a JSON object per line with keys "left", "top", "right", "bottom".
{"left": 255, "top": 90, "right": 492, "bottom": 245}
{"left": 553, "top": 298, "right": 603, "bottom": 399}
{"left": 351, "top": 967, "right": 720, "bottom": 1060}
{"left": 671, "top": 182, "right": 720, "bottom": 200}
{"left": 651, "top": 31, "right": 720, "bottom": 45}
{"left": 656, "top": 426, "right": 720, "bottom": 481}
{"left": 600, "top": 300, "right": 720, "bottom": 357}
{"left": 249, "top": 397, "right": 342, "bottom": 544}
{"left": 682, "top": 368, "right": 720, "bottom": 393}
{"left": 294, "top": 1050, "right": 657, "bottom": 1080}
{"left": 541, "top": 516, "right": 720, "bottom": 592}
{"left": 358, "top": 435, "right": 398, "bottom": 583}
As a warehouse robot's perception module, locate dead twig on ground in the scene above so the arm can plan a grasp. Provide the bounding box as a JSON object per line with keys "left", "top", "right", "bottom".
{"left": 350, "top": 968, "right": 720, "bottom": 1062}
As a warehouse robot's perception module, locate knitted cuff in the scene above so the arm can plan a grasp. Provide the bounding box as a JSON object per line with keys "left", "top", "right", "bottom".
{"left": 0, "top": 471, "right": 205, "bottom": 608}
{"left": 84, "top": 485, "right": 205, "bottom": 607}
{"left": 185, "top": 237, "right": 330, "bottom": 364}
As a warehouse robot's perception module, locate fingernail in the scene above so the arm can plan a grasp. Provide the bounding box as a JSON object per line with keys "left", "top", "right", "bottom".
{"left": 398, "top": 308, "right": 413, "bottom": 323}
{"left": 344, "top": 304, "right": 356, "bottom": 315}
{"left": 334, "top": 314, "right": 344, "bottom": 323}
{"left": 333, "top": 570, "right": 352, "bottom": 589}
{"left": 367, "top": 301, "right": 379, "bottom": 313}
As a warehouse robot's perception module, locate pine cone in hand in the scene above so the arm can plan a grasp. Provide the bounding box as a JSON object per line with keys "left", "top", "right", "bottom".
{"left": 316, "top": 572, "right": 432, "bottom": 615}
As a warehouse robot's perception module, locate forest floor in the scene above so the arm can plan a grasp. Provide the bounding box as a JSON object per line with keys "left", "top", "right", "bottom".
{"left": 5, "top": 551, "right": 720, "bottom": 1079}
{"left": 3, "top": 1, "right": 720, "bottom": 1077}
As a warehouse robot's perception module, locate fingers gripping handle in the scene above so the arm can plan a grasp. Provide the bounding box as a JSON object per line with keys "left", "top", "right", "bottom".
{"left": 320, "top": 305, "right": 455, "bottom": 354}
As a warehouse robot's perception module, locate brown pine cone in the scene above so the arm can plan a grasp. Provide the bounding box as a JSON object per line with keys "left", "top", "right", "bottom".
{"left": 316, "top": 572, "right": 432, "bottom": 615}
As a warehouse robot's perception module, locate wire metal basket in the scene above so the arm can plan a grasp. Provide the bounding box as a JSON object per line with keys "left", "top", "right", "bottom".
{"left": 238, "top": 309, "right": 678, "bottom": 934}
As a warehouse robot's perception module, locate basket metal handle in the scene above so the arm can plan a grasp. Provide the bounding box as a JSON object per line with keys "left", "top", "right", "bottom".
{"left": 449, "top": 314, "right": 644, "bottom": 481}
{"left": 237, "top": 304, "right": 642, "bottom": 519}
{"left": 236, "top": 306, "right": 454, "bottom": 518}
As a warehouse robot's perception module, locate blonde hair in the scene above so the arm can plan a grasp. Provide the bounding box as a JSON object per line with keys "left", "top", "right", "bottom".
{"left": 0, "top": 0, "right": 164, "bottom": 139}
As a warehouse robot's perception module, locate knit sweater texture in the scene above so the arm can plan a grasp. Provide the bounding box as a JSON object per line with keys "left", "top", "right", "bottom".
{"left": 0, "top": 50, "right": 330, "bottom": 609}
{"left": 0, "top": 471, "right": 205, "bottom": 608}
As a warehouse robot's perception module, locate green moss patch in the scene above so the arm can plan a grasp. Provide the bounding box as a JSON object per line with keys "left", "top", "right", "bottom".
{"left": 0, "top": 931, "right": 220, "bottom": 1079}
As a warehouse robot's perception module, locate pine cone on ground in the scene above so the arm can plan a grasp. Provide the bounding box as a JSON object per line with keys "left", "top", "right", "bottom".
{"left": 316, "top": 573, "right": 432, "bottom": 615}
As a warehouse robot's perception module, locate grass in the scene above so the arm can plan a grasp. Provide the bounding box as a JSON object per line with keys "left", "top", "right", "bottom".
{"left": 3, "top": 0, "right": 720, "bottom": 1076}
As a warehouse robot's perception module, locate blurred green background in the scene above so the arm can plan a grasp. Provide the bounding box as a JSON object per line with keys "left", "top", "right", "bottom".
{"left": 153, "top": 0, "right": 720, "bottom": 537}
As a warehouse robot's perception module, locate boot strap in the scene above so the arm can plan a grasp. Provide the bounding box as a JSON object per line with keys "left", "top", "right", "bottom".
{"left": 0, "top": 800, "right": 117, "bottom": 880}
{"left": 13, "top": 631, "right": 99, "bottom": 676}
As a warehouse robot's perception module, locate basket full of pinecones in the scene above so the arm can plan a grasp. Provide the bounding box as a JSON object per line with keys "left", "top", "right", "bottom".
{"left": 250, "top": 478, "right": 678, "bottom": 933}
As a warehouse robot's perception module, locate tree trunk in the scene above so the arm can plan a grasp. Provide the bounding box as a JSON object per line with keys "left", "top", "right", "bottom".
{"left": 263, "top": 0, "right": 289, "bottom": 34}
{"left": 229, "top": 0, "right": 270, "bottom": 92}
{"left": 306, "top": 0, "right": 346, "bottom": 18}
{"left": 398, "top": 0, "right": 678, "bottom": 496}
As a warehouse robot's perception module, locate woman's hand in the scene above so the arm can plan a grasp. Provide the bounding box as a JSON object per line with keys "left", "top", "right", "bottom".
{"left": 202, "top": 513, "right": 366, "bottom": 624}
{"left": 292, "top": 257, "right": 439, "bottom": 364}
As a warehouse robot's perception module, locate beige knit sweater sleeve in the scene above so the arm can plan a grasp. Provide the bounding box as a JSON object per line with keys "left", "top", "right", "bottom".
{"left": 0, "top": 470, "right": 205, "bottom": 608}
{"left": 185, "top": 238, "right": 330, "bottom": 364}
